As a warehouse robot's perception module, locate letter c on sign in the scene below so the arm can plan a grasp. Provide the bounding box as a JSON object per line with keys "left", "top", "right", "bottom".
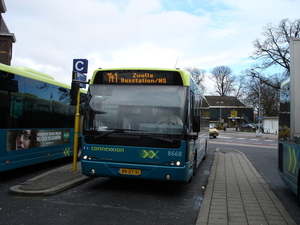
{"left": 73, "top": 59, "right": 88, "bottom": 73}
{"left": 75, "top": 61, "right": 84, "bottom": 71}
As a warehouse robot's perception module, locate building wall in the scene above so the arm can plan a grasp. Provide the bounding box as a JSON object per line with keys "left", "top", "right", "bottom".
{"left": 0, "top": 0, "right": 15, "bottom": 65}
{"left": 0, "top": 36, "right": 13, "bottom": 65}
{"left": 209, "top": 107, "right": 253, "bottom": 127}
{"left": 262, "top": 117, "right": 278, "bottom": 134}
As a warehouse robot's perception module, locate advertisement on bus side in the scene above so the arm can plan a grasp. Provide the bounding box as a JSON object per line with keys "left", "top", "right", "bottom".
{"left": 7, "top": 129, "right": 71, "bottom": 151}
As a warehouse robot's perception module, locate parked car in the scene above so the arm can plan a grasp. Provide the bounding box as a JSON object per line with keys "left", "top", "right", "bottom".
{"left": 242, "top": 123, "right": 255, "bottom": 129}
{"left": 209, "top": 123, "right": 217, "bottom": 128}
{"left": 209, "top": 124, "right": 219, "bottom": 138}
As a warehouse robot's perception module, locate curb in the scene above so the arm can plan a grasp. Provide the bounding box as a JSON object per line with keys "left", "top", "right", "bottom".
{"left": 9, "top": 163, "right": 93, "bottom": 196}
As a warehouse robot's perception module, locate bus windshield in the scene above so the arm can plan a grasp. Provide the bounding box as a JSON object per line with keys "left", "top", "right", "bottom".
{"left": 84, "top": 84, "right": 187, "bottom": 135}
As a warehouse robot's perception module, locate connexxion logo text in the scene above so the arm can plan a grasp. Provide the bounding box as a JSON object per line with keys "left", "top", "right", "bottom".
{"left": 91, "top": 146, "right": 125, "bottom": 152}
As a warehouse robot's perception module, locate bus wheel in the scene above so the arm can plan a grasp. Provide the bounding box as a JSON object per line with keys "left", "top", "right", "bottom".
{"left": 203, "top": 141, "right": 207, "bottom": 160}
{"left": 298, "top": 187, "right": 300, "bottom": 207}
{"left": 193, "top": 152, "right": 197, "bottom": 176}
{"left": 298, "top": 171, "right": 300, "bottom": 206}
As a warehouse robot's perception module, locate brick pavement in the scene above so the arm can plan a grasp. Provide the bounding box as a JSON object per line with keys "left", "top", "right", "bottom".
{"left": 196, "top": 148, "right": 296, "bottom": 225}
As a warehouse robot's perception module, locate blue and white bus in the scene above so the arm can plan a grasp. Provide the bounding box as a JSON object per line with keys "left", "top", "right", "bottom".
{"left": 0, "top": 63, "right": 85, "bottom": 172}
{"left": 278, "top": 38, "right": 300, "bottom": 206}
{"left": 81, "top": 68, "right": 209, "bottom": 183}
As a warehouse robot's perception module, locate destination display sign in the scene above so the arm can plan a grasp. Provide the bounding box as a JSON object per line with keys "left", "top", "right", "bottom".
{"left": 93, "top": 70, "right": 183, "bottom": 85}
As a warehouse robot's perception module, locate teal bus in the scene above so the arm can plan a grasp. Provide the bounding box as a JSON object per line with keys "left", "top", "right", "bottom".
{"left": 278, "top": 78, "right": 300, "bottom": 206}
{"left": 0, "top": 63, "right": 85, "bottom": 172}
{"left": 81, "top": 68, "right": 209, "bottom": 183}
{"left": 278, "top": 38, "right": 300, "bottom": 206}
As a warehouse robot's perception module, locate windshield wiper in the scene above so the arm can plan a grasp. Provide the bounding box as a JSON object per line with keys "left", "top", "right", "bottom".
{"left": 138, "top": 134, "right": 174, "bottom": 143}
{"left": 93, "top": 129, "right": 175, "bottom": 142}
{"left": 94, "top": 128, "right": 144, "bottom": 139}
{"left": 151, "top": 136, "right": 173, "bottom": 143}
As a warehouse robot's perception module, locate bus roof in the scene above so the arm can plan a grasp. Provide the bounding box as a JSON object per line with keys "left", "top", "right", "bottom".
{"left": 0, "top": 63, "right": 75, "bottom": 90}
{"left": 91, "top": 67, "right": 191, "bottom": 86}
{"left": 0, "top": 63, "right": 54, "bottom": 79}
{"left": 14, "top": 66, "right": 54, "bottom": 80}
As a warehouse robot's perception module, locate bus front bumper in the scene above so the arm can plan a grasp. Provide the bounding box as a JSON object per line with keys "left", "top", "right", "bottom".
{"left": 81, "top": 160, "right": 192, "bottom": 183}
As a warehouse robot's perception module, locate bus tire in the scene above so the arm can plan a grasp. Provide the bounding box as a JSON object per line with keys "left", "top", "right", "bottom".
{"left": 203, "top": 141, "right": 207, "bottom": 160}
{"left": 193, "top": 152, "right": 197, "bottom": 176}
{"left": 298, "top": 170, "right": 300, "bottom": 206}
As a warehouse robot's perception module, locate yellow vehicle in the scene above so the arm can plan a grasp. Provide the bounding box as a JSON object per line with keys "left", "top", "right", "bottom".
{"left": 209, "top": 124, "right": 218, "bottom": 138}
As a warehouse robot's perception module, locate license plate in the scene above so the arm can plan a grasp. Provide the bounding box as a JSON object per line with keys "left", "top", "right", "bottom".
{"left": 119, "top": 168, "right": 142, "bottom": 176}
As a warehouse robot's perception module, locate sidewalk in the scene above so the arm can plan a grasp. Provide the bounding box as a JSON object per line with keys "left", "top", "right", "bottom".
{"left": 196, "top": 148, "right": 296, "bottom": 225}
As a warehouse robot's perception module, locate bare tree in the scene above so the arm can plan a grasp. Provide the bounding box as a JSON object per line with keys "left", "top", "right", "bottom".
{"left": 185, "top": 67, "right": 206, "bottom": 93}
{"left": 250, "top": 18, "right": 300, "bottom": 74}
{"left": 210, "top": 66, "right": 235, "bottom": 96}
{"left": 242, "top": 70, "right": 285, "bottom": 116}
{"left": 245, "top": 18, "right": 294, "bottom": 112}
{"left": 247, "top": 68, "right": 287, "bottom": 90}
{"left": 234, "top": 74, "right": 246, "bottom": 99}
{"left": 262, "top": 84, "right": 280, "bottom": 116}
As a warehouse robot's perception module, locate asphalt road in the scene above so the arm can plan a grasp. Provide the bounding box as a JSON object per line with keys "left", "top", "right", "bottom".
{"left": 0, "top": 152, "right": 214, "bottom": 225}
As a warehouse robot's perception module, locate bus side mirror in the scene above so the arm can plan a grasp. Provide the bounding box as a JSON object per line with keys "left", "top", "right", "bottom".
{"left": 70, "top": 81, "right": 80, "bottom": 106}
{"left": 193, "top": 115, "right": 200, "bottom": 132}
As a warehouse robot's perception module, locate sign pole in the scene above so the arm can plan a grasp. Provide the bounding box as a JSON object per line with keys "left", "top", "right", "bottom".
{"left": 72, "top": 59, "right": 88, "bottom": 171}
{"left": 72, "top": 87, "right": 81, "bottom": 171}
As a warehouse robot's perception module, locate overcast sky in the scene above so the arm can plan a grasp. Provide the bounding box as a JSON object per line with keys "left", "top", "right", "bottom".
{"left": 3, "top": 0, "right": 300, "bottom": 94}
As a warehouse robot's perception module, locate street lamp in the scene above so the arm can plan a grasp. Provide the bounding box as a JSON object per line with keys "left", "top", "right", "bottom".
{"left": 251, "top": 68, "right": 262, "bottom": 137}
{"left": 216, "top": 101, "right": 224, "bottom": 123}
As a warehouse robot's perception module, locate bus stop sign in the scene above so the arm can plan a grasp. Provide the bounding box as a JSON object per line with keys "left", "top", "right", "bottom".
{"left": 76, "top": 72, "right": 87, "bottom": 88}
{"left": 73, "top": 59, "right": 88, "bottom": 73}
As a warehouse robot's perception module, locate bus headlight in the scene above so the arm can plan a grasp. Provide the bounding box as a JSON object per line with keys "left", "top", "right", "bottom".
{"left": 169, "top": 161, "right": 181, "bottom": 166}
{"left": 82, "top": 155, "right": 95, "bottom": 160}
